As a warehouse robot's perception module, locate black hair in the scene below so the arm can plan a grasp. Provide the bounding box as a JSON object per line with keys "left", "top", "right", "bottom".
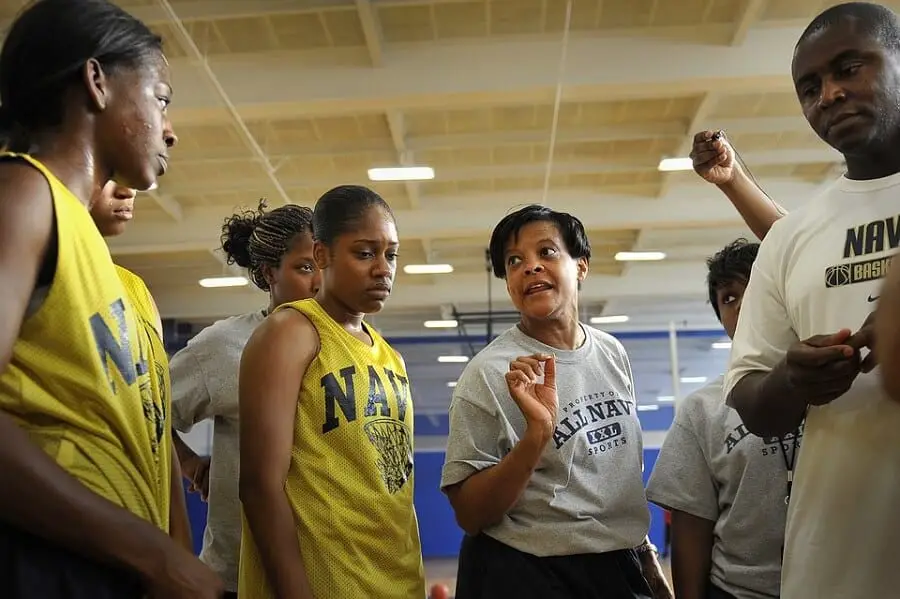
{"left": 797, "top": 2, "right": 900, "bottom": 50}
{"left": 0, "top": 0, "right": 162, "bottom": 149}
{"left": 220, "top": 199, "right": 314, "bottom": 291}
{"left": 488, "top": 204, "right": 591, "bottom": 279}
{"left": 312, "top": 185, "right": 394, "bottom": 246}
{"left": 706, "top": 238, "right": 760, "bottom": 321}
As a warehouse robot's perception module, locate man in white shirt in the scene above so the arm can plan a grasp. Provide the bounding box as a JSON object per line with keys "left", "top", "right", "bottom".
{"left": 724, "top": 3, "right": 900, "bottom": 598}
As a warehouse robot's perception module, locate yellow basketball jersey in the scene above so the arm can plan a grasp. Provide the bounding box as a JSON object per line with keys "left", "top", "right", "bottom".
{"left": 239, "top": 299, "right": 426, "bottom": 599}
{"left": 116, "top": 265, "right": 172, "bottom": 532}
{"left": 0, "top": 153, "right": 166, "bottom": 529}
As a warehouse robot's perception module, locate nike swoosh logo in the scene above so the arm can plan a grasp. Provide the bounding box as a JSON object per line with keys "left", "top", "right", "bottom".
{"left": 868, "top": 295, "right": 880, "bottom": 302}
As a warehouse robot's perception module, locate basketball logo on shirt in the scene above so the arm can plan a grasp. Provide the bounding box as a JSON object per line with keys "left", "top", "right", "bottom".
{"left": 824, "top": 216, "right": 898, "bottom": 288}
{"left": 319, "top": 364, "right": 414, "bottom": 493}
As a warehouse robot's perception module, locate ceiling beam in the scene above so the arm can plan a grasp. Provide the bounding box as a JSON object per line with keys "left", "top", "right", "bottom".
{"left": 730, "top": 0, "right": 769, "bottom": 46}
{"left": 156, "top": 147, "right": 841, "bottom": 196}
{"left": 108, "top": 179, "right": 824, "bottom": 256}
{"left": 147, "top": 190, "right": 184, "bottom": 221}
{"left": 658, "top": 92, "right": 721, "bottom": 198}
{"left": 165, "top": 26, "right": 804, "bottom": 122}
{"left": 356, "top": 0, "right": 384, "bottom": 67}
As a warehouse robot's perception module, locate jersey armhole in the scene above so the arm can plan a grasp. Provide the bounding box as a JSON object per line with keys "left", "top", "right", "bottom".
{"left": 0, "top": 155, "right": 61, "bottom": 319}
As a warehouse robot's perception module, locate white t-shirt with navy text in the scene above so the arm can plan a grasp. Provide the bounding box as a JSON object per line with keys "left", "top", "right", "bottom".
{"left": 723, "top": 173, "right": 900, "bottom": 599}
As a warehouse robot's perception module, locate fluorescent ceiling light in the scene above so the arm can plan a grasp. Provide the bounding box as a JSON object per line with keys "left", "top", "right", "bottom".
{"left": 658, "top": 157, "right": 693, "bottom": 172}
{"left": 637, "top": 405, "right": 659, "bottom": 412}
{"left": 199, "top": 276, "right": 249, "bottom": 288}
{"left": 424, "top": 320, "right": 458, "bottom": 328}
{"left": 680, "top": 376, "right": 708, "bottom": 384}
{"left": 590, "top": 315, "right": 629, "bottom": 325}
{"left": 447, "top": 381, "right": 458, "bottom": 388}
{"left": 657, "top": 395, "right": 675, "bottom": 402}
{"left": 438, "top": 355, "right": 469, "bottom": 363}
{"left": 404, "top": 263, "right": 454, "bottom": 275}
{"left": 368, "top": 166, "right": 435, "bottom": 181}
{"left": 712, "top": 341, "right": 732, "bottom": 350}
{"left": 615, "top": 251, "right": 667, "bottom": 262}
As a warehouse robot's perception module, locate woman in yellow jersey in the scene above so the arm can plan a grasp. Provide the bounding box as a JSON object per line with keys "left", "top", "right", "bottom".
{"left": 0, "top": 1, "right": 221, "bottom": 598}
{"left": 238, "top": 185, "right": 426, "bottom": 599}
{"left": 89, "top": 182, "right": 193, "bottom": 551}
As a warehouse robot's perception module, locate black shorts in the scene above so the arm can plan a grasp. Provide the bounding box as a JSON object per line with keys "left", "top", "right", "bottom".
{"left": 455, "top": 533, "right": 653, "bottom": 599}
{"left": 0, "top": 521, "right": 144, "bottom": 599}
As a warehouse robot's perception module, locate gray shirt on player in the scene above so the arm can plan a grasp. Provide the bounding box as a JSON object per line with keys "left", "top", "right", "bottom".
{"left": 171, "top": 310, "right": 266, "bottom": 593}
{"left": 440, "top": 324, "right": 650, "bottom": 556}
{"left": 646, "top": 376, "right": 803, "bottom": 599}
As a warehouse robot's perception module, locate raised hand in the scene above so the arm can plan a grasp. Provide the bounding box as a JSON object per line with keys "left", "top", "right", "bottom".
{"left": 690, "top": 130, "right": 737, "bottom": 185}
{"left": 782, "top": 329, "right": 861, "bottom": 406}
{"left": 505, "top": 354, "right": 557, "bottom": 440}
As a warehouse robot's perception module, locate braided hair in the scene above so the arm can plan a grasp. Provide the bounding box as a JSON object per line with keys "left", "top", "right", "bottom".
{"left": 220, "top": 199, "right": 314, "bottom": 291}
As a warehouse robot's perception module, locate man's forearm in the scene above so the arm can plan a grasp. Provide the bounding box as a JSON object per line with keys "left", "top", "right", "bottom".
{"left": 718, "top": 167, "right": 785, "bottom": 241}
{"left": 727, "top": 367, "right": 807, "bottom": 437}
{"left": 241, "top": 482, "right": 314, "bottom": 599}
{"left": 173, "top": 430, "right": 199, "bottom": 467}
{"left": 0, "top": 413, "right": 174, "bottom": 578}
{"left": 671, "top": 511, "right": 714, "bottom": 599}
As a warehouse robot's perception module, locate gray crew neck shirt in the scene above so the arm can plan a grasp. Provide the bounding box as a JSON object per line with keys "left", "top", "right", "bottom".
{"left": 647, "top": 375, "right": 804, "bottom": 599}
{"left": 441, "top": 324, "right": 650, "bottom": 556}
{"left": 170, "top": 310, "right": 266, "bottom": 593}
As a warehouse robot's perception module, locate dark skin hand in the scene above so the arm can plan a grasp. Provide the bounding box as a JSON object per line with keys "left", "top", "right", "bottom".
{"left": 847, "top": 311, "right": 878, "bottom": 373}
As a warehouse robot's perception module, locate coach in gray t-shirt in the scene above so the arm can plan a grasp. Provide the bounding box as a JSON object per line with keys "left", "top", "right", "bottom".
{"left": 441, "top": 204, "right": 669, "bottom": 599}
{"left": 647, "top": 239, "right": 803, "bottom": 599}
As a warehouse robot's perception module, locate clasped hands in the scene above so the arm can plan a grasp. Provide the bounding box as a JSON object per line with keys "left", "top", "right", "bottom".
{"left": 782, "top": 311, "right": 877, "bottom": 407}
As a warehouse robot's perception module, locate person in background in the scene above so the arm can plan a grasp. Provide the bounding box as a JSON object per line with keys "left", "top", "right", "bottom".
{"left": 171, "top": 200, "right": 319, "bottom": 599}
{"left": 689, "top": 131, "right": 786, "bottom": 240}
{"left": 238, "top": 185, "right": 425, "bottom": 599}
{"left": 90, "top": 182, "right": 192, "bottom": 552}
{"left": 725, "top": 3, "right": 900, "bottom": 597}
{"left": 0, "top": 0, "right": 221, "bottom": 597}
{"left": 647, "top": 239, "right": 801, "bottom": 599}
{"left": 441, "top": 204, "right": 671, "bottom": 599}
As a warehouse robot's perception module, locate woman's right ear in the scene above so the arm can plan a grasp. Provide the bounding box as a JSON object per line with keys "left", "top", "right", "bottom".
{"left": 313, "top": 240, "right": 329, "bottom": 270}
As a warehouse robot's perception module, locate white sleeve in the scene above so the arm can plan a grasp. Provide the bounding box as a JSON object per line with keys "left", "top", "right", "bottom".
{"left": 723, "top": 221, "right": 799, "bottom": 399}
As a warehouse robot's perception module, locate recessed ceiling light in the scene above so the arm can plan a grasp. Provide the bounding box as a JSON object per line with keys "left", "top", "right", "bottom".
{"left": 198, "top": 276, "right": 249, "bottom": 288}
{"left": 657, "top": 395, "right": 675, "bottom": 402}
{"left": 447, "top": 381, "right": 458, "bottom": 388}
{"left": 590, "top": 315, "right": 629, "bottom": 324}
{"left": 404, "top": 264, "right": 454, "bottom": 275}
{"left": 712, "top": 341, "right": 732, "bottom": 349}
{"left": 637, "top": 405, "right": 660, "bottom": 411}
{"left": 680, "top": 376, "right": 708, "bottom": 384}
{"left": 615, "top": 251, "right": 666, "bottom": 261}
{"left": 424, "top": 320, "right": 458, "bottom": 328}
{"left": 368, "top": 166, "right": 435, "bottom": 181}
{"left": 658, "top": 157, "right": 693, "bottom": 172}
{"left": 438, "top": 355, "right": 469, "bottom": 363}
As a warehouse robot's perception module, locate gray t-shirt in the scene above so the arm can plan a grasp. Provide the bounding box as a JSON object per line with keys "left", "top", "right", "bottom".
{"left": 170, "top": 310, "right": 265, "bottom": 593}
{"left": 646, "top": 376, "right": 804, "bottom": 599}
{"left": 440, "top": 324, "right": 650, "bottom": 556}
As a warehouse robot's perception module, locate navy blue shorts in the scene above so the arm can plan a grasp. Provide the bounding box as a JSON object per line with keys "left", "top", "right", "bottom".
{"left": 455, "top": 533, "right": 653, "bottom": 599}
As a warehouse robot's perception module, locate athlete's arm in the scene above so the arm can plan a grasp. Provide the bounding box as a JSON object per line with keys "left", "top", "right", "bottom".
{"left": 0, "top": 163, "right": 220, "bottom": 597}
{"left": 670, "top": 511, "right": 715, "bottom": 599}
{"left": 169, "top": 441, "right": 194, "bottom": 551}
{"left": 239, "top": 309, "right": 318, "bottom": 599}
{"left": 716, "top": 167, "right": 785, "bottom": 241}
{"left": 876, "top": 254, "right": 900, "bottom": 401}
